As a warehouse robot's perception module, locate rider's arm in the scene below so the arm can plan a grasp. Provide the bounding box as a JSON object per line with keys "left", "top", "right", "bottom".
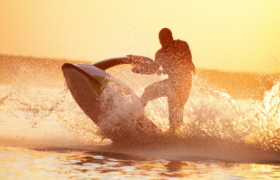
{"left": 131, "top": 51, "right": 161, "bottom": 75}
{"left": 149, "top": 51, "right": 162, "bottom": 73}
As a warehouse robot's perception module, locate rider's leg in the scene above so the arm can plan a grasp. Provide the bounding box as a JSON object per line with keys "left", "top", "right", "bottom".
{"left": 167, "top": 77, "right": 192, "bottom": 130}
{"left": 140, "top": 79, "right": 169, "bottom": 107}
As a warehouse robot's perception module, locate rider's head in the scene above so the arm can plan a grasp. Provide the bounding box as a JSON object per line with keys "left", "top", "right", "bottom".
{"left": 159, "top": 28, "right": 173, "bottom": 49}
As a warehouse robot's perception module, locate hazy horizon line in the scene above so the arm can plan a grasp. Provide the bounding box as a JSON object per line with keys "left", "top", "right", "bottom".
{"left": 1, "top": 53, "right": 279, "bottom": 75}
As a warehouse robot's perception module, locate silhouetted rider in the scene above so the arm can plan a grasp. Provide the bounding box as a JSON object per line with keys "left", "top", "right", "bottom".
{"left": 133, "top": 28, "right": 195, "bottom": 131}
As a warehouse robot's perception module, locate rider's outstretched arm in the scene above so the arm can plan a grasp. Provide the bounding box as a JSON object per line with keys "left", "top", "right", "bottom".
{"left": 130, "top": 54, "right": 161, "bottom": 75}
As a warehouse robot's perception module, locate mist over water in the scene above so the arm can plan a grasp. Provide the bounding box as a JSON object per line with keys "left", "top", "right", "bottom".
{"left": 0, "top": 56, "right": 279, "bottom": 163}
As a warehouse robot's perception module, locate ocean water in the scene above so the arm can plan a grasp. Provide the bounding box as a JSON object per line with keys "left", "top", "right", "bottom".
{"left": 0, "top": 57, "right": 280, "bottom": 179}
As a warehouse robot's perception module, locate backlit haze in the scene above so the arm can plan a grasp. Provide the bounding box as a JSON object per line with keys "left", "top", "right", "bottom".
{"left": 1, "top": 0, "right": 280, "bottom": 73}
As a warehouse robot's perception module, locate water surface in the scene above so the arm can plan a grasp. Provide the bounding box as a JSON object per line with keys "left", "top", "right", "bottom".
{"left": 0, "top": 56, "right": 279, "bottom": 179}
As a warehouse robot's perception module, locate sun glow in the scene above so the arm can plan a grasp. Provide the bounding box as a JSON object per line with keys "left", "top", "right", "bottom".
{"left": 0, "top": 0, "right": 280, "bottom": 73}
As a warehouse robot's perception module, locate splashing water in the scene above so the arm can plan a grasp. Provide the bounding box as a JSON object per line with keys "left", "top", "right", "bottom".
{"left": 246, "top": 81, "right": 280, "bottom": 152}
{"left": 0, "top": 64, "right": 279, "bottom": 154}
{"left": 0, "top": 84, "right": 102, "bottom": 146}
{"left": 103, "top": 68, "right": 280, "bottom": 154}
{"left": 137, "top": 76, "right": 280, "bottom": 152}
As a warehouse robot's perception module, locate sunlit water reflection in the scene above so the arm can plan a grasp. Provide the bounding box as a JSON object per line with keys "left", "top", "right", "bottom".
{"left": 1, "top": 146, "right": 280, "bottom": 180}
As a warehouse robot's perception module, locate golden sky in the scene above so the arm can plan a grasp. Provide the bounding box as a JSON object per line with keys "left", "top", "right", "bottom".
{"left": 0, "top": 0, "right": 280, "bottom": 73}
